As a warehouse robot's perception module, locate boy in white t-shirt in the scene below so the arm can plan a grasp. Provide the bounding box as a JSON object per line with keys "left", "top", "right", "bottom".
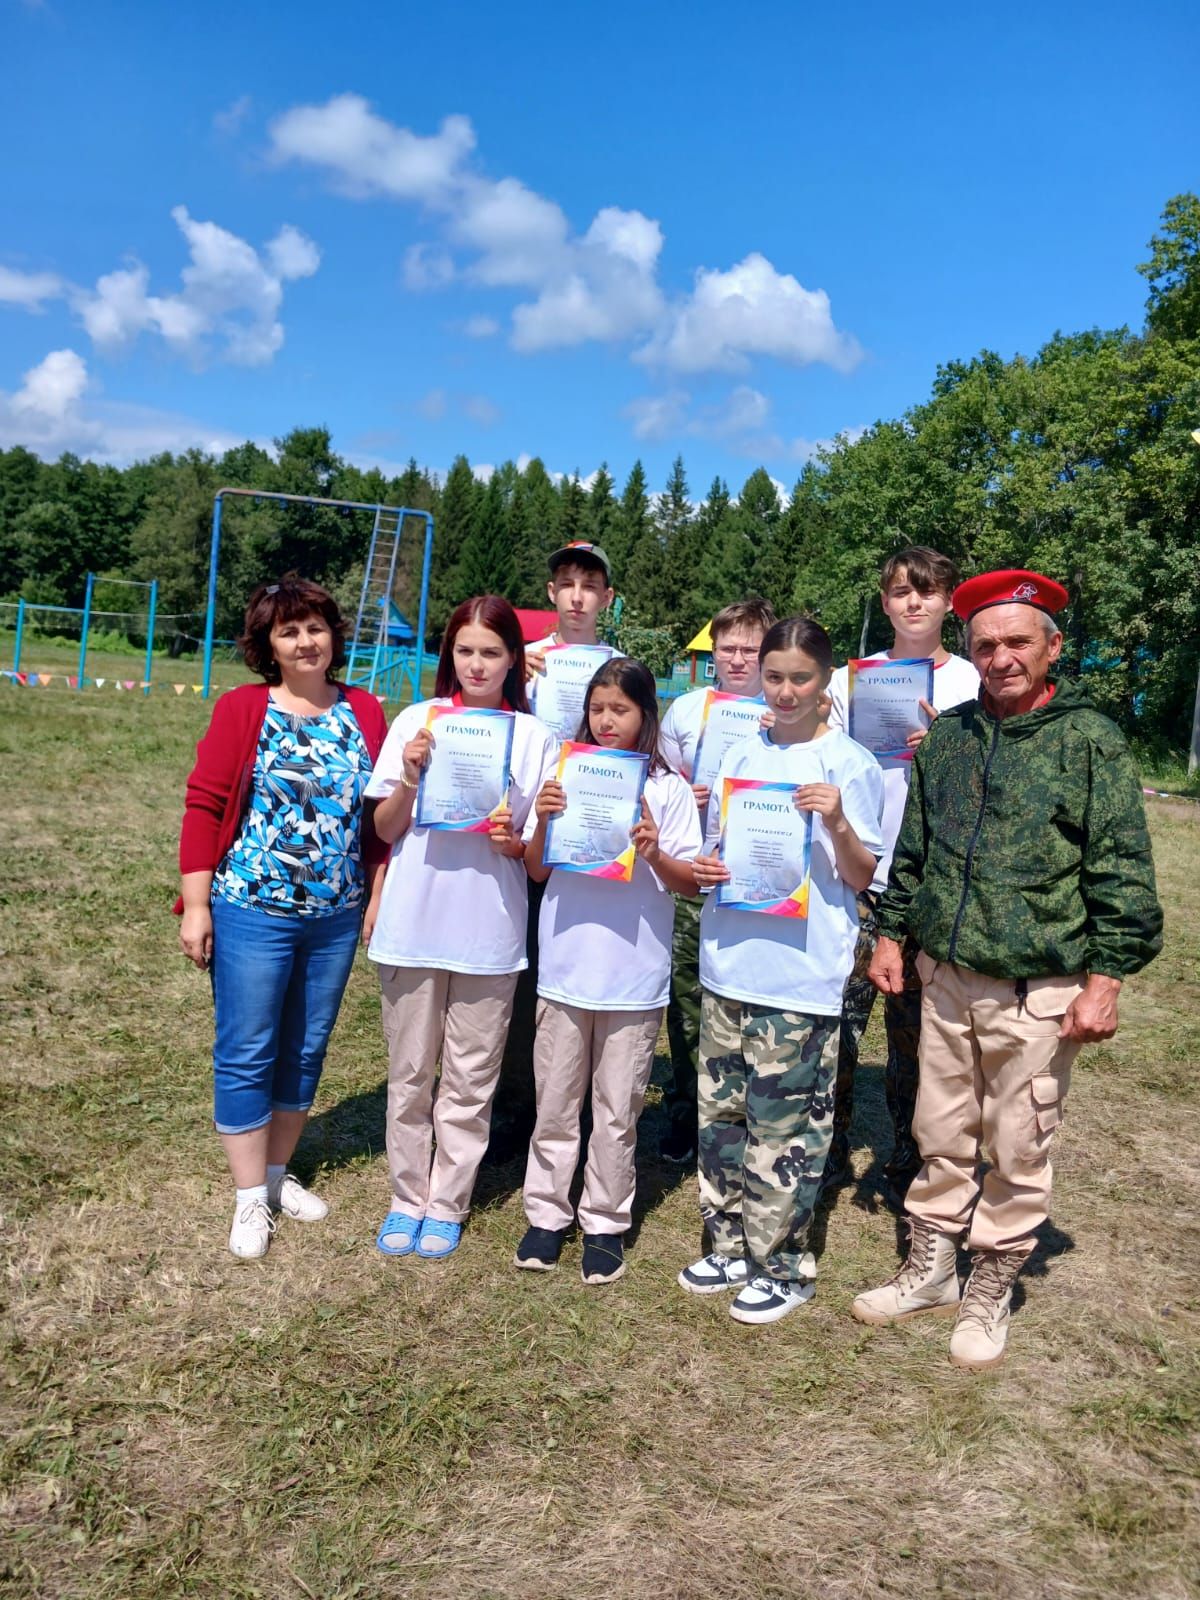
{"left": 490, "top": 540, "right": 618, "bottom": 1159}
{"left": 824, "top": 546, "right": 980, "bottom": 1201}
{"left": 656, "top": 597, "right": 776, "bottom": 1164}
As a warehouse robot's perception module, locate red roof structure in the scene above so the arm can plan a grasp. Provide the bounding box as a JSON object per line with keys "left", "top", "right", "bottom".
{"left": 514, "top": 608, "right": 558, "bottom": 643}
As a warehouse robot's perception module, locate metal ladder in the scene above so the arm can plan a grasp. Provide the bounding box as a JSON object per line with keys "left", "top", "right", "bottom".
{"left": 350, "top": 506, "right": 404, "bottom": 694}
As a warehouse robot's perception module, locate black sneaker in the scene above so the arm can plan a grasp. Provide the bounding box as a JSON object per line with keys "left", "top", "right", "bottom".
{"left": 659, "top": 1125, "right": 697, "bottom": 1165}
{"left": 513, "top": 1225, "right": 566, "bottom": 1271}
{"left": 580, "top": 1233, "right": 625, "bottom": 1285}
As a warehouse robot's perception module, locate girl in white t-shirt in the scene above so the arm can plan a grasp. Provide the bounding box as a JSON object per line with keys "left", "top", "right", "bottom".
{"left": 678, "top": 617, "right": 884, "bottom": 1324}
{"left": 516, "top": 659, "right": 703, "bottom": 1285}
{"left": 365, "top": 596, "right": 555, "bottom": 1261}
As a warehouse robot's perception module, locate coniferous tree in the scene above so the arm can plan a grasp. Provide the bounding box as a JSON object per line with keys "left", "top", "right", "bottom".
{"left": 558, "top": 473, "right": 588, "bottom": 542}
{"left": 510, "top": 457, "right": 561, "bottom": 603}
{"left": 609, "top": 460, "right": 650, "bottom": 591}
{"left": 457, "top": 471, "right": 514, "bottom": 599}
{"left": 428, "top": 455, "right": 481, "bottom": 629}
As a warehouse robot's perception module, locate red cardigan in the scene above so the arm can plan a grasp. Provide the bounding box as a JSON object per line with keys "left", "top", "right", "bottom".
{"left": 175, "top": 682, "right": 390, "bottom": 913}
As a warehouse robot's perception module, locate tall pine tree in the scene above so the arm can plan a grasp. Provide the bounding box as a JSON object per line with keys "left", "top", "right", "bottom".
{"left": 457, "top": 471, "right": 514, "bottom": 599}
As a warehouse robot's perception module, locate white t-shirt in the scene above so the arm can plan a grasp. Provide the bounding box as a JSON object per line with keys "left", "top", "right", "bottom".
{"left": 523, "top": 767, "right": 702, "bottom": 1011}
{"left": 699, "top": 730, "right": 885, "bottom": 1015}
{"left": 365, "top": 699, "right": 556, "bottom": 974}
{"left": 526, "top": 631, "right": 621, "bottom": 733}
{"left": 828, "top": 651, "right": 980, "bottom": 892}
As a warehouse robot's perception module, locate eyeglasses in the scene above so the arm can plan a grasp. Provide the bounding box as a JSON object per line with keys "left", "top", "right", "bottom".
{"left": 714, "top": 644, "right": 757, "bottom": 659}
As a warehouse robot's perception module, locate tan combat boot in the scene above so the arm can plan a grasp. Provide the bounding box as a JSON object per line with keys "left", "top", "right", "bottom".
{"left": 948, "top": 1250, "right": 1024, "bottom": 1371}
{"left": 851, "top": 1217, "right": 961, "bottom": 1326}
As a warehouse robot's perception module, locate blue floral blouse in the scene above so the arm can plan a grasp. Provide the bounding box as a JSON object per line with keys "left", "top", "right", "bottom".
{"left": 213, "top": 695, "right": 372, "bottom": 917}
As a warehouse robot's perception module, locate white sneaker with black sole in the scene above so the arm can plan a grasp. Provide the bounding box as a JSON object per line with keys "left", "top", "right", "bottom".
{"left": 678, "top": 1252, "right": 750, "bottom": 1295}
{"left": 729, "top": 1273, "right": 814, "bottom": 1324}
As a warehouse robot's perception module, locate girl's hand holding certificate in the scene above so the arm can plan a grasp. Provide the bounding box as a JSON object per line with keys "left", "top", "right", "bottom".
{"left": 535, "top": 778, "right": 567, "bottom": 822}
{"left": 487, "top": 804, "right": 522, "bottom": 858}
{"left": 793, "top": 782, "right": 846, "bottom": 825}
{"left": 402, "top": 726, "right": 435, "bottom": 784}
{"left": 630, "top": 794, "right": 662, "bottom": 867}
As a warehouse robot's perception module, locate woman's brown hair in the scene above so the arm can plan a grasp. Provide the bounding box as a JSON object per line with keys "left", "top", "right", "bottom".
{"left": 239, "top": 576, "right": 347, "bottom": 685}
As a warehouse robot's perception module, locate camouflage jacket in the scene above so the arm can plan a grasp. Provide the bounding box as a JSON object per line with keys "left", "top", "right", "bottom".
{"left": 876, "top": 679, "right": 1163, "bottom": 979}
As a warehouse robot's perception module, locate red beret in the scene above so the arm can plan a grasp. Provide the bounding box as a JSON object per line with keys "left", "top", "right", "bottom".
{"left": 952, "top": 568, "right": 1069, "bottom": 622}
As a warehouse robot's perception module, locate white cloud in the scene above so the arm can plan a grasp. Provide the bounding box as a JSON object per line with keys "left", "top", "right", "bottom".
{"left": 403, "top": 242, "right": 456, "bottom": 290}
{"left": 265, "top": 94, "right": 859, "bottom": 376}
{"left": 0, "top": 265, "right": 64, "bottom": 311}
{"left": 73, "top": 206, "right": 319, "bottom": 366}
{"left": 637, "top": 253, "right": 862, "bottom": 375}
{"left": 213, "top": 94, "right": 252, "bottom": 136}
{"left": 266, "top": 223, "right": 321, "bottom": 280}
{"left": 416, "top": 387, "right": 448, "bottom": 420}
{"left": 0, "top": 348, "right": 246, "bottom": 463}
{"left": 12, "top": 348, "right": 88, "bottom": 418}
{"left": 268, "top": 94, "right": 475, "bottom": 202}
{"left": 624, "top": 382, "right": 866, "bottom": 465}
{"left": 461, "top": 393, "right": 500, "bottom": 427}
{"left": 462, "top": 313, "right": 499, "bottom": 338}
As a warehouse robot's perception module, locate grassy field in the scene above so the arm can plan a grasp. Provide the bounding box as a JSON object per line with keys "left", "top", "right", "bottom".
{"left": 1, "top": 690, "right": 1197, "bottom": 1600}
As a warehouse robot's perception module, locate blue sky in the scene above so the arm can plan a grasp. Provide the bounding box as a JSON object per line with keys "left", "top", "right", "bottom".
{"left": 2, "top": 0, "right": 1197, "bottom": 497}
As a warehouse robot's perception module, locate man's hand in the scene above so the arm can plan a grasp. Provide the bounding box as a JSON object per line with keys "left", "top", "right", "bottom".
{"left": 868, "top": 934, "right": 906, "bottom": 995}
{"left": 1059, "top": 974, "right": 1121, "bottom": 1042}
{"left": 692, "top": 851, "right": 730, "bottom": 890}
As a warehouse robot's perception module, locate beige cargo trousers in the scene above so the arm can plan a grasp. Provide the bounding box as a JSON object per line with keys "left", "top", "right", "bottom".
{"left": 905, "top": 955, "right": 1085, "bottom": 1255}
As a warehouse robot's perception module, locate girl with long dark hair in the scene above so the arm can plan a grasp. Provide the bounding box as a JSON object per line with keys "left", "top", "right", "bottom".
{"left": 515, "top": 658, "right": 702, "bottom": 1284}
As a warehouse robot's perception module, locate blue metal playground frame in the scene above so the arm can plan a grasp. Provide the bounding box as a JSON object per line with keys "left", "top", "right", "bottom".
{"left": 202, "top": 488, "right": 434, "bottom": 700}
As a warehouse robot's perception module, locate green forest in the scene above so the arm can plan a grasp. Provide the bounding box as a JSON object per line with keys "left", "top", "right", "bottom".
{"left": 2, "top": 196, "right": 1198, "bottom": 748}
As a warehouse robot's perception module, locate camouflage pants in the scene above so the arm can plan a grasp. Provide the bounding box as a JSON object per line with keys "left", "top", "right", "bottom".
{"left": 697, "top": 990, "right": 839, "bottom": 1281}
{"left": 832, "top": 893, "right": 923, "bottom": 1177}
{"left": 663, "top": 894, "right": 703, "bottom": 1136}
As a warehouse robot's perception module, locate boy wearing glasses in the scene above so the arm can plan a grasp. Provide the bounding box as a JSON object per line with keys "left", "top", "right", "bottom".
{"left": 657, "top": 598, "right": 777, "bottom": 1163}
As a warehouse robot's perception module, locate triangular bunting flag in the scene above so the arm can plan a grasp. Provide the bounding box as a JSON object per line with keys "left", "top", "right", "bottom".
{"left": 68, "top": 676, "right": 78, "bottom": 688}
{"left": 123, "top": 680, "right": 135, "bottom": 691}
{"left": 15, "top": 672, "right": 27, "bottom": 686}
{"left": 95, "top": 677, "right": 106, "bottom": 688}
{"left": 38, "top": 674, "right": 53, "bottom": 686}
{"left": 192, "top": 684, "right": 203, "bottom": 693}
{"left": 139, "top": 681, "right": 150, "bottom": 689}
{"left": 173, "top": 683, "right": 186, "bottom": 695}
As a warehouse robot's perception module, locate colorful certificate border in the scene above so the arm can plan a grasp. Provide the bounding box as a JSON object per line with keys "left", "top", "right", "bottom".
{"left": 846, "top": 656, "right": 934, "bottom": 760}
{"left": 691, "top": 689, "right": 765, "bottom": 785}
{"left": 715, "top": 777, "right": 811, "bottom": 918}
{"left": 543, "top": 740, "right": 649, "bottom": 883}
{"left": 414, "top": 703, "right": 515, "bottom": 832}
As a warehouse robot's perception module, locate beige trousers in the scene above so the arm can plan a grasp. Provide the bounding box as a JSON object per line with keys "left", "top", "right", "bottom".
{"left": 379, "top": 965, "right": 519, "bottom": 1223}
{"left": 522, "top": 999, "right": 662, "bottom": 1235}
{"left": 905, "top": 956, "right": 1085, "bottom": 1255}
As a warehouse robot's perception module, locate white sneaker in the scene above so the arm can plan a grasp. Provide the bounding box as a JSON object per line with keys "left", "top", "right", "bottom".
{"left": 678, "top": 1252, "right": 751, "bottom": 1295}
{"left": 229, "top": 1197, "right": 276, "bottom": 1260}
{"left": 271, "top": 1173, "right": 330, "bottom": 1222}
{"left": 729, "top": 1273, "right": 815, "bottom": 1325}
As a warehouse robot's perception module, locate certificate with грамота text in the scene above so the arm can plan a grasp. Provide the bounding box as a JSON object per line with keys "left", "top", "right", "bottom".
{"left": 543, "top": 741, "right": 649, "bottom": 883}
{"left": 715, "top": 777, "right": 812, "bottom": 917}
{"left": 847, "top": 657, "right": 934, "bottom": 758}
{"left": 414, "top": 703, "right": 514, "bottom": 831}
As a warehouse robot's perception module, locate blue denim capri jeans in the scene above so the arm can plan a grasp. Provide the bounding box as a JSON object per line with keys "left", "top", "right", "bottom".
{"left": 210, "top": 897, "right": 362, "bottom": 1135}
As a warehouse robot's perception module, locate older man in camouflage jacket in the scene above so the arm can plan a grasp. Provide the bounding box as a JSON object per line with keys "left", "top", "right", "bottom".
{"left": 852, "top": 570, "right": 1163, "bottom": 1370}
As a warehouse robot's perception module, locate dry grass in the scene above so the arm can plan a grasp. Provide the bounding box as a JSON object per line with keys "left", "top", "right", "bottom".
{"left": 1, "top": 691, "right": 1197, "bottom": 1600}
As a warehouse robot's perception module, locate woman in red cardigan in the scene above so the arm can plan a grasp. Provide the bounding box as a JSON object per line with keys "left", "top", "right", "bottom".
{"left": 179, "top": 578, "right": 389, "bottom": 1260}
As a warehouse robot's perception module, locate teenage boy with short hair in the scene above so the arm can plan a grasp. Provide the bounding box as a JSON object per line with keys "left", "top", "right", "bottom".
{"left": 825, "top": 546, "right": 979, "bottom": 1200}
{"left": 489, "top": 540, "right": 618, "bottom": 1158}
{"left": 657, "top": 597, "right": 777, "bottom": 1164}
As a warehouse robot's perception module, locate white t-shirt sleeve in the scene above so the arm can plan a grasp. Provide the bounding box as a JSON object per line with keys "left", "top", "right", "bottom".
{"left": 836, "top": 751, "right": 885, "bottom": 865}
{"left": 828, "top": 665, "right": 850, "bottom": 734}
{"left": 658, "top": 697, "right": 688, "bottom": 777}
{"left": 652, "top": 769, "right": 704, "bottom": 869}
